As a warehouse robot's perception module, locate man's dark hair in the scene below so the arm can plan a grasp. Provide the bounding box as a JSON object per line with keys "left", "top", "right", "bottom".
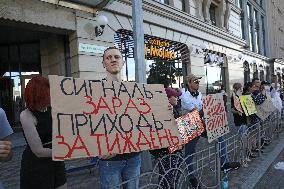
{"left": 252, "top": 78, "right": 260, "bottom": 84}
{"left": 102, "top": 46, "right": 121, "bottom": 60}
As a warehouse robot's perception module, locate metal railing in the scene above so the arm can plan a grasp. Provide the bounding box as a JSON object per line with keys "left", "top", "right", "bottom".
{"left": 108, "top": 110, "right": 283, "bottom": 189}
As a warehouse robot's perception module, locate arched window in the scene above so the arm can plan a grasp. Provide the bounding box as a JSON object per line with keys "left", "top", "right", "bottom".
{"left": 253, "top": 63, "right": 258, "bottom": 79}
{"left": 244, "top": 61, "right": 250, "bottom": 83}
{"left": 259, "top": 64, "right": 264, "bottom": 81}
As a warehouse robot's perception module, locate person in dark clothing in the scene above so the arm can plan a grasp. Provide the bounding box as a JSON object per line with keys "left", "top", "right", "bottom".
{"left": 231, "top": 83, "right": 249, "bottom": 167}
{"left": 150, "top": 87, "right": 183, "bottom": 189}
{"left": 20, "top": 76, "right": 66, "bottom": 189}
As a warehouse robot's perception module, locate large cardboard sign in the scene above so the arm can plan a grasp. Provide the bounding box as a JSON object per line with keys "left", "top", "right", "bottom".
{"left": 239, "top": 95, "right": 257, "bottom": 116}
{"left": 49, "top": 75, "right": 182, "bottom": 160}
{"left": 233, "top": 94, "right": 243, "bottom": 113}
{"left": 169, "top": 110, "right": 204, "bottom": 153}
{"left": 255, "top": 97, "right": 277, "bottom": 120}
{"left": 203, "top": 93, "right": 229, "bottom": 143}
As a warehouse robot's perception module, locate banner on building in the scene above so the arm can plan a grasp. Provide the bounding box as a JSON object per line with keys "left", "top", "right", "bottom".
{"left": 255, "top": 97, "right": 277, "bottom": 120}
{"left": 233, "top": 94, "right": 243, "bottom": 113}
{"left": 49, "top": 75, "right": 182, "bottom": 160}
{"left": 239, "top": 95, "right": 257, "bottom": 116}
{"left": 168, "top": 110, "right": 204, "bottom": 153}
{"left": 202, "top": 93, "right": 229, "bottom": 143}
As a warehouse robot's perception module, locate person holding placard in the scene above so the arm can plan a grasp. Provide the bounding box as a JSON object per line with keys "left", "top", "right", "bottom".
{"left": 180, "top": 74, "right": 240, "bottom": 188}
{"left": 0, "top": 107, "right": 13, "bottom": 189}
{"left": 150, "top": 87, "right": 183, "bottom": 189}
{"left": 20, "top": 76, "right": 67, "bottom": 189}
{"left": 98, "top": 47, "right": 141, "bottom": 189}
{"left": 231, "top": 83, "right": 249, "bottom": 167}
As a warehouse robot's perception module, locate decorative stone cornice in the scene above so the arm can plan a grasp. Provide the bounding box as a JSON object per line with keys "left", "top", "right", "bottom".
{"left": 108, "top": 0, "right": 246, "bottom": 47}
{"left": 231, "top": 3, "right": 242, "bottom": 15}
{"left": 243, "top": 50, "right": 270, "bottom": 60}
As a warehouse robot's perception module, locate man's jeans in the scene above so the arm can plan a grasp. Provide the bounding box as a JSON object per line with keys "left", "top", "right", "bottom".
{"left": 99, "top": 154, "right": 141, "bottom": 189}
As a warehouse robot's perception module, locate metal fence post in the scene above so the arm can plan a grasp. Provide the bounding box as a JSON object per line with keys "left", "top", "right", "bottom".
{"left": 215, "top": 141, "right": 222, "bottom": 189}
{"left": 257, "top": 123, "right": 262, "bottom": 157}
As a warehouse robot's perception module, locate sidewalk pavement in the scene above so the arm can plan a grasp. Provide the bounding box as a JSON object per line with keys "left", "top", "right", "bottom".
{"left": 228, "top": 131, "right": 284, "bottom": 189}
{"left": 253, "top": 141, "right": 284, "bottom": 189}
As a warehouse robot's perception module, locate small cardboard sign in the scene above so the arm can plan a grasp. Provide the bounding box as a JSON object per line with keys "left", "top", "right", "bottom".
{"left": 202, "top": 93, "right": 229, "bottom": 143}
{"left": 233, "top": 94, "right": 243, "bottom": 113}
{"left": 255, "top": 97, "right": 277, "bottom": 120}
{"left": 49, "top": 75, "right": 182, "bottom": 160}
{"left": 239, "top": 95, "right": 257, "bottom": 116}
{"left": 168, "top": 110, "right": 204, "bottom": 153}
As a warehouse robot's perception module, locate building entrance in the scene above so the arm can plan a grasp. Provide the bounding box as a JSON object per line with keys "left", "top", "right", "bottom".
{"left": 0, "top": 24, "right": 70, "bottom": 129}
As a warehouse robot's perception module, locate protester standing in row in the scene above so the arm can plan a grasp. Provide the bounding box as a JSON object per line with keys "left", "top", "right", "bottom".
{"left": 180, "top": 74, "right": 240, "bottom": 188}
{"left": 98, "top": 47, "right": 141, "bottom": 189}
{"left": 271, "top": 75, "right": 283, "bottom": 116}
{"left": 20, "top": 76, "right": 67, "bottom": 189}
{"left": 231, "top": 83, "right": 249, "bottom": 167}
{"left": 0, "top": 108, "right": 13, "bottom": 189}
{"left": 150, "top": 87, "right": 183, "bottom": 189}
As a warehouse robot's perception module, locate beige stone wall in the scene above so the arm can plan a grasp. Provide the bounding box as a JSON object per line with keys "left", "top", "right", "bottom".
{"left": 40, "top": 35, "right": 67, "bottom": 77}
{"left": 266, "top": 0, "right": 284, "bottom": 59}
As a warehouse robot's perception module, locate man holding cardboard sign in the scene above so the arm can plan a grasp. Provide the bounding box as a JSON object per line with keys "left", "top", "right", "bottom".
{"left": 49, "top": 47, "right": 182, "bottom": 189}
{"left": 98, "top": 47, "right": 141, "bottom": 189}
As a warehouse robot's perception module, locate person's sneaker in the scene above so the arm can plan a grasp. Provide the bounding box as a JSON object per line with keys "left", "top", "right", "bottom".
{"left": 246, "top": 157, "right": 252, "bottom": 162}
{"left": 221, "top": 162, "right": 241, "bottom": 171}
{"left": 189, "top": 177, "right": 200, "bottom": 188}
{"left": 242, "top": 161, "right": 249, "bottom": 168}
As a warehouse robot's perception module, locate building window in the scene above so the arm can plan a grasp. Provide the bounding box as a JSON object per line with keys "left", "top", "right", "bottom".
{"left": 181, "top": 0, "right": 186, "bottom": 12}
{"left": 209, "top": 4, "right": 217, "bottom": 26}
{"left": 244, "top": 61, "right": 250, "bottom": 83}
{"left": 247, "top": 3, "right": 251, "bottom": 19}
{"left": 254, "top": 10, "right": 260, "bottom": 53}
{"left": 248, "top": 25, "right": 253, "bottom": 51}
{"left": 260, "top": 0, "right": 263, "bottom": 8}
{"left": 235, "top": 0, "right": 241, "bottom": 8}
{"left": 159, "top": 0, "right": 169, "bottom": 5}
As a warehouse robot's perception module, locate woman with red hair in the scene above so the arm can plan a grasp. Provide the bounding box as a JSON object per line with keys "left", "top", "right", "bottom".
{"left": 20, "top": 76, "right": 67, "bottom": 189}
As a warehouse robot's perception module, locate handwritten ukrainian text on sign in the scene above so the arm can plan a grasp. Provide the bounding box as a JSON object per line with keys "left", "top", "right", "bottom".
{"left": 239, "top": 95, "right": 257, "bottom": 116}
{"left": 169, "top": 110, "right": 204, "bottom": 153}
{"left": 203, "top": 93, "right": 229, "bottom": 143}
{"left": 255, "top": 97, "right": 277, "bottom": 120}
{"left": 49, "top": 75, "right": 181, "bottom": 160}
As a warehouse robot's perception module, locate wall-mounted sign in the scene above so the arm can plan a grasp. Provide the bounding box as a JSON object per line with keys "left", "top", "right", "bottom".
{"left": 144, "top": 39, "right": 177, "bottom": 60}
{"left": 79, "top": 43, "right": 108, "bottom": 54}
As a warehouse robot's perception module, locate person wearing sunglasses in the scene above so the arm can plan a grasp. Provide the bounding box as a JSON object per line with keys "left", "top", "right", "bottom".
{"left": 180, "top": 74, "right": 240, "bottom": 189}
{"left": 179, "top": 74, "right": 203, "bottom": 188}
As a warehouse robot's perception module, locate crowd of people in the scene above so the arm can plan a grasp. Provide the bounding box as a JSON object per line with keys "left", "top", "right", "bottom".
{"left": 0, "top": 47, "right": 283, "bottom": 189}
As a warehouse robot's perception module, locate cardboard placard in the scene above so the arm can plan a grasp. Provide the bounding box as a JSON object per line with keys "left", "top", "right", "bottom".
{"left": 168, "top": 110, "right": 204, "bottom": 153}
{"left": 233, "top": 94, "right": 243, "bottom": 113}
{"left": 202, "top": 93, "right": 229, "bottom": 143}
{"left": 49, "top": 75, "right": 182, "bottom": 160}
{"left": 239, "top": 95, "right": 257, "bottom": 116}
{"left": 255, "top": 97, "right": 277, "bottom": 120}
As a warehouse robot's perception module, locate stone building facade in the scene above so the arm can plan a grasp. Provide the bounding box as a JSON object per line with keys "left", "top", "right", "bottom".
{"left": 0, "top": 0, "right": 281, "bottom": 125}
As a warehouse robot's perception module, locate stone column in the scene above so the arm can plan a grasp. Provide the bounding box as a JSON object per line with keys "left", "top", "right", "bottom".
{"left": 251, "top": 6, "right": 256, "bottom": 52}
{"left": 241, "top": 0, "right": 249, "bottom": 43}
{"left": 203, "top": 0, "right": 212, "bottom": 24}
{"left": 224, "top": 0, "right": 232, "bottom": 30}
{"left": 193, "top": 0, "right": 204, "bottom": 21}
